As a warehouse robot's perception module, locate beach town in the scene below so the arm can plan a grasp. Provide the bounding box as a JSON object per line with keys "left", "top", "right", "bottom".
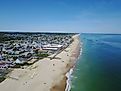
{"left": 0, "top": 32, "right": 80, "bottom": 91}
{"left": 0, "top": 32, "right": 73, "bottom": 68}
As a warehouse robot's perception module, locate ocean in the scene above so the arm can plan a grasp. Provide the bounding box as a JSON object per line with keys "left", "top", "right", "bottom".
{"left": 71, "top": 33, "right": 121, "bottom": 91}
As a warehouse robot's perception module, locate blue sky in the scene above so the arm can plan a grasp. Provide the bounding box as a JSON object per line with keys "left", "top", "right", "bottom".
{"left": 0, "top": 0, "right": 121, "bottom": 33}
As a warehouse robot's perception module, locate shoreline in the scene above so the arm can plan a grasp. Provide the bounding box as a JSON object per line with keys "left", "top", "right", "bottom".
{"left": 65, "top": 46, "right": 82, "bottom": 91}
{"left": 0, "top": 34, "right": 81, "bottom": 91}
{"left": 65, "top": 34, "right": 82, "bottom": 91}
{"left": 50, "top": 34, "right": 81, "bottom": 91}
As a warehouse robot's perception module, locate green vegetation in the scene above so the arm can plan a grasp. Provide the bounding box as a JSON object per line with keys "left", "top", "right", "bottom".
{"left": 0, "top": 33, "right": 24, "bottom": 43}
{"left": 0, "top": 77, "right": 5, "bottom": 83}
{"left": 36, "top": 53, "right": 49, "bottom": 58}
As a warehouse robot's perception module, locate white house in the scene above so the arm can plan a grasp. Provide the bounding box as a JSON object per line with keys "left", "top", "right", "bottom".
{"left": 15, "top": 58, "right": 24, "bottom": 64}
{"left": 42, "top": 44, "right": 63, "bottom": 51}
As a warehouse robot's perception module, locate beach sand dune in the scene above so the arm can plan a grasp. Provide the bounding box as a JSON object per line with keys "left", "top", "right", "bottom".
{"left": 0, "top": 34, "right": 81, "bottom": 91}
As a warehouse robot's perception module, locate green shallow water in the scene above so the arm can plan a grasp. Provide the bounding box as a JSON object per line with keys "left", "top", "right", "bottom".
{"left": 71, "top": 34, "right": 121, "bottom": 91}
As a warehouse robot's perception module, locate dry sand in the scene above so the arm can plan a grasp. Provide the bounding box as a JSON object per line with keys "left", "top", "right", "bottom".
{"left": 0, "top": 34, "right": 81, "bottom": 91}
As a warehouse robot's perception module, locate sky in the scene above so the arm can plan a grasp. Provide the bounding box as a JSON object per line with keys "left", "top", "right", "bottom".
{"left": 0, "top": 0, "right": 121, "bottom": 33}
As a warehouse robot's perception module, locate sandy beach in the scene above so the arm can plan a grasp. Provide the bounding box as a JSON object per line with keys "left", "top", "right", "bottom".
{"left": 0, "top": 34, "right": 81, "bottom": 91}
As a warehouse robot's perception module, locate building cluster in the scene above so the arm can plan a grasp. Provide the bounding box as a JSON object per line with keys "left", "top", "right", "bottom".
{"left": 0, "top": 33, "right": 74, "bottom": 69}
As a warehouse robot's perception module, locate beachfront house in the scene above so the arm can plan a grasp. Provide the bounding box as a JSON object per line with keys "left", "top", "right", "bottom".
{"left": 15, "top": 58, "right": 25, "bottom": 64}
{"left": 0, "top": 64, "right": 9, "bottom": 69}
{"left": 41, "top": 44, "right": 63, "bottom": 51}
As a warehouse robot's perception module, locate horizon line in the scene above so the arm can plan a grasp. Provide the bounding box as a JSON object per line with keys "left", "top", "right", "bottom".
{"left": 0, "top": 30, "right": 121, "bottom": 34}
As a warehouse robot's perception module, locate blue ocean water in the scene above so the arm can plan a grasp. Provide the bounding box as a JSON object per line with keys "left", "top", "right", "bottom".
{"left": 71, "top": 33, "right": 121, "bottom": 91}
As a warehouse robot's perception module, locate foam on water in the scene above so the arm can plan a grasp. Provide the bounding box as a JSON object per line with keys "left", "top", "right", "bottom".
{"left": 65, "top": 47, "right": 82, "bottom": 91}
{"left": 65, "top": 68, "right": 74, "bottom": 91}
